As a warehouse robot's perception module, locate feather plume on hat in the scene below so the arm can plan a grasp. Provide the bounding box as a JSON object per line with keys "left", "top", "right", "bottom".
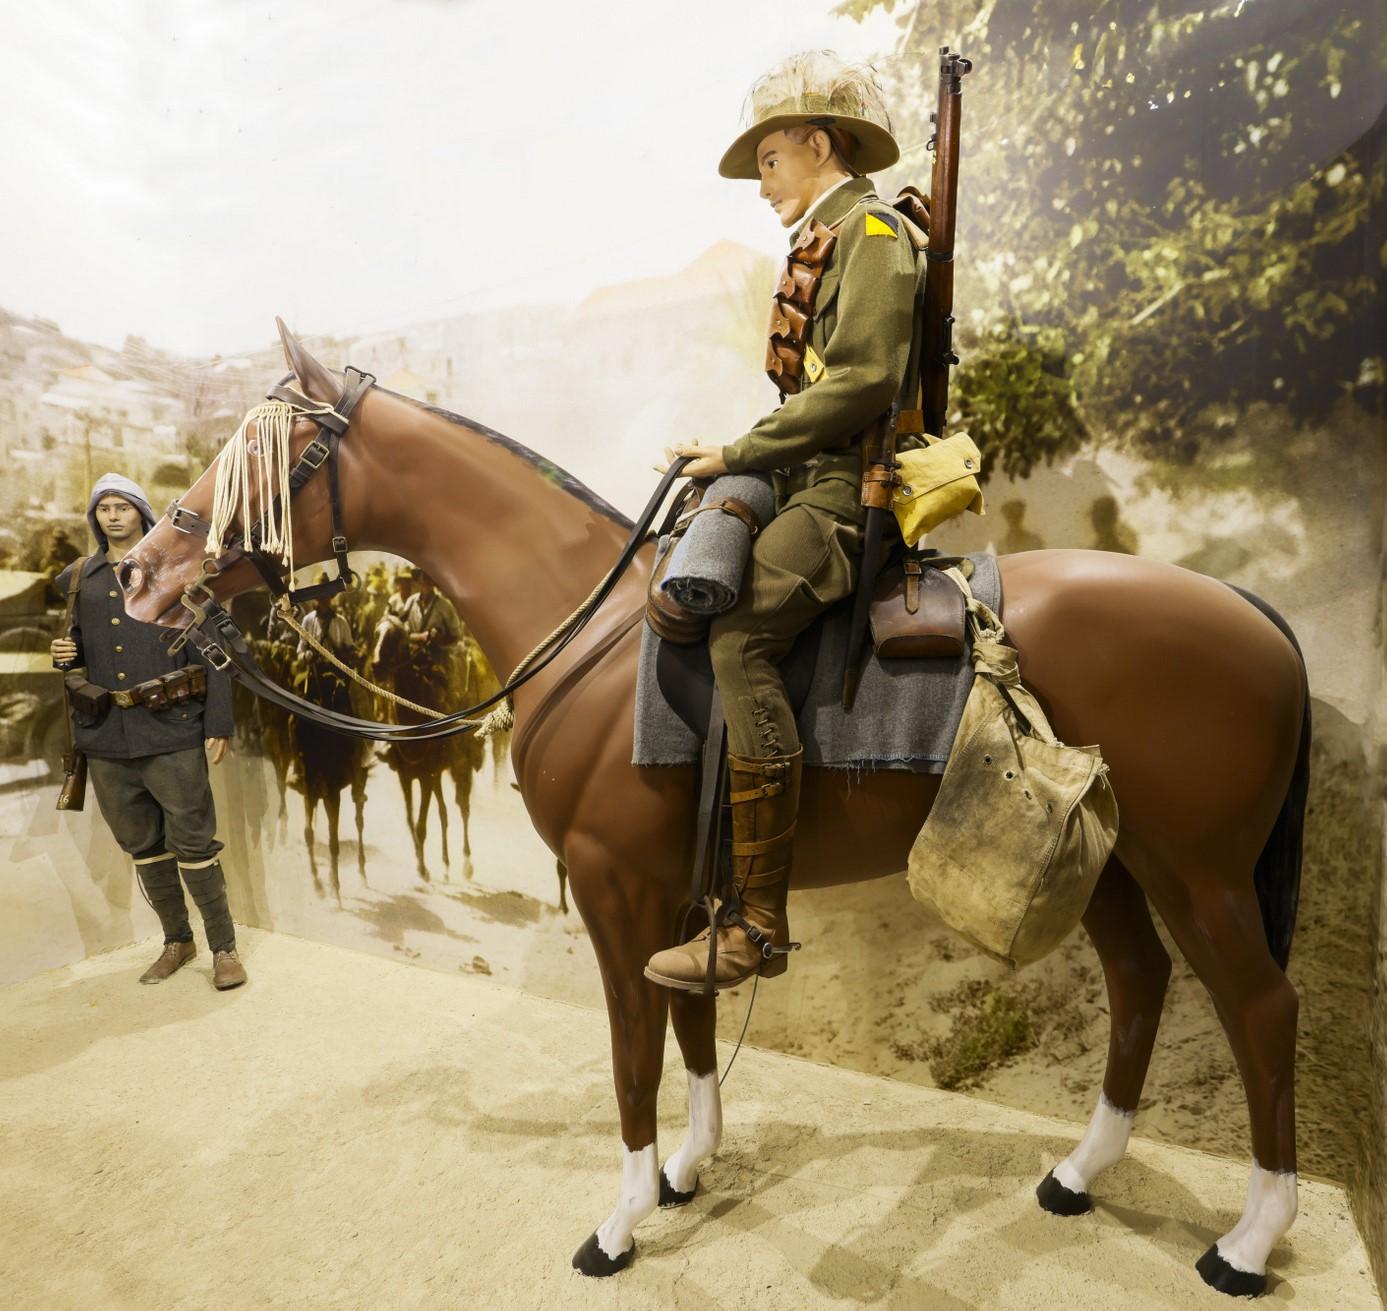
{"left": 719, "top": 49, "right": 899, "bottom": 180}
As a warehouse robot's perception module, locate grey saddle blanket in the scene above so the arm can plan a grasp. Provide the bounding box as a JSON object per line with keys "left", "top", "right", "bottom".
{"left": 632, "top": 551, "right": 1002, "bottom": 772}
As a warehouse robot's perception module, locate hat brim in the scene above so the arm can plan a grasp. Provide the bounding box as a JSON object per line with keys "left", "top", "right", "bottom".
{"left": 718, "top": 113, "right": 900, "bottom": 180}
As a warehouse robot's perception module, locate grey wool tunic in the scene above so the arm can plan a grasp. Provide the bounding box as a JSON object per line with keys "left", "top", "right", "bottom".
{"left": 54, "top": 554, "right": 234, "bottom": 759}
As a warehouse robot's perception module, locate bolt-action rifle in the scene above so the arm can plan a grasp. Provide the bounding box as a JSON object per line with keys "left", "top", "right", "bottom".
{"left": 843, "top": 46, "right": 972, "bottom": 711}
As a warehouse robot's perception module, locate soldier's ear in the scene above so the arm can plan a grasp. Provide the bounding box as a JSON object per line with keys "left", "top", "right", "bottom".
{"left": 275, "top": 318, "right": 339, "bottom": 404}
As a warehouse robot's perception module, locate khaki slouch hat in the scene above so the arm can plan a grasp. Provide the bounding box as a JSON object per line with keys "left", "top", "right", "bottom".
{"left": 719, "top": 50, "right": 900, "bottom": 180}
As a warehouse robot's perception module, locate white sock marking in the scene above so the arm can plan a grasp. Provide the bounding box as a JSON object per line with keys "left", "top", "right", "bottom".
{"left": 662, "top": 1069, "right": 723, "bottom": 1195}
{"left": 594, "top": 1143, "right": 659, "bottom": 1260}
{"left": 1215, "top": 1162, "right": 1298, "bottom": 1276}
{"left": 1053, "top": 1091, "right": 1135, "bottom": 1194}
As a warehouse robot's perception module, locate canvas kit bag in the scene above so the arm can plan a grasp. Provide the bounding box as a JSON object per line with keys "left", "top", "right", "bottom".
{"left": 906, "top": 566, "right": 1119, "bottom": 966}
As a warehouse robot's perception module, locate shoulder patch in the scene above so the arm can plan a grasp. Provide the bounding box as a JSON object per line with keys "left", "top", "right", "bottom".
{"left": 864, "top": 211, "right": 899, "bottom": 239}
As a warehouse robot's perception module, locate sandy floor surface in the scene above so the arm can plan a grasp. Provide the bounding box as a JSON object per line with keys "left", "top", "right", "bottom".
{"left": 208, "top": 733, "right": 1375, "bottom": 1191}
{"left": 0, "top": 928, "right": 1377, "bottom": 1311}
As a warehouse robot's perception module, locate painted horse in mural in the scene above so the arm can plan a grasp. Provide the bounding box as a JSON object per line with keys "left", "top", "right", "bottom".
{"left": 368, "top": 611, "right": 458, "bottom": 881}
{"left": 120, "top": 326, "right": 1309, "bottom": 1298}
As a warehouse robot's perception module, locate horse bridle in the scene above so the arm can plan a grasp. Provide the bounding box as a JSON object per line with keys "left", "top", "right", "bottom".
{"left": 163, "top": 366, "right": 376, "bottom": 617}
{"left": 153, "top": 366, "right": 693, "bottom": 742}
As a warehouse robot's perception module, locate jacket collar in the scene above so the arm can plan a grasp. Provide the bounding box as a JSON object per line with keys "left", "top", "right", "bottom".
{"left": 80, "top": 553, "right": 109, "bottom": 580}
{"left": 790, "top": 175, "right": 876, "bottom": 244}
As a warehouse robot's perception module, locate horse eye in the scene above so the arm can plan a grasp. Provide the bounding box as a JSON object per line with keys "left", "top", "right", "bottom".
{"left": 246, "top": 438, "right": 260, "bottom": 455}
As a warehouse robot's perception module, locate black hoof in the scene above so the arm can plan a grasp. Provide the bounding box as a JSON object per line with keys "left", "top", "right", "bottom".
{"left": 571, "top": 1231, "right": 634, "bottom": 1277}
{"left": 1196, "top": 1244, "right": 1268, "bottom": 1298}
{"left": 1036, "top": 1169, "right": 1093, "bottom": 1216}
{"left": 659, "top": 1170, "right": 698, "bottom": 1208}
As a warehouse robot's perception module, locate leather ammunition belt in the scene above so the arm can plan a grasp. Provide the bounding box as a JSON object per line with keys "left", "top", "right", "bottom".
{"left": 66, "top": 666, "right": 207, "bottom": 717}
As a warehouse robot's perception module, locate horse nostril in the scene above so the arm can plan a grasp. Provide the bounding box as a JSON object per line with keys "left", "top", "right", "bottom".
{"left": 117, "top": 559, "right": 142, "bottom": 593}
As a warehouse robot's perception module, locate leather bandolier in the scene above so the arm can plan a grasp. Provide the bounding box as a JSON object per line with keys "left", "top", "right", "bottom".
{"left": 765, "top": 218, "right": 838, "bottom": 399}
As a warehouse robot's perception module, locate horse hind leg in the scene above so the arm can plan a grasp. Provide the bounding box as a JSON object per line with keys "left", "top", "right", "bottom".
{"left": 1038, "top": 856, "right": 1171, "bottom": 1216}
{"left": 662, "top": 987, "right": 722, "bottom": 1206}
{"left": 1145, "top": 856, "right": 1299, "bottom": 1297}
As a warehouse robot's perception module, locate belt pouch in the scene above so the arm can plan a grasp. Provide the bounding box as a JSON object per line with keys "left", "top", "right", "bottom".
{"left": 64, "top": 675, "right": 111, "bottom": 720}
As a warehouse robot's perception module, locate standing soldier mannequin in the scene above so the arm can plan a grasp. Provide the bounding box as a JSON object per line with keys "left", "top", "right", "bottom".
{"left": 646, "top": 52, "right": 925, "bottom": 992}
{"left": 51, "top": 473, "right": 245, "bottom": 990}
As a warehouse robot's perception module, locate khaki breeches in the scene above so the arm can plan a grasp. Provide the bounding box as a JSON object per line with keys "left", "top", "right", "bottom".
{"left": 708, "top": 503, "right": 862, "bottom": 758}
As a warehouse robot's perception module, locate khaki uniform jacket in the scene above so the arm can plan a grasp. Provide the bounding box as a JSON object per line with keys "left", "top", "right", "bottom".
{"left": 721, "top": 176, "right": 924, "bottom": 526}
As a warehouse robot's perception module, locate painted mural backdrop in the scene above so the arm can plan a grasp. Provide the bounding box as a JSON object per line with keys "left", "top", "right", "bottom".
{"left": 2, "top": 0, "right": 1383, "bottom": 1289}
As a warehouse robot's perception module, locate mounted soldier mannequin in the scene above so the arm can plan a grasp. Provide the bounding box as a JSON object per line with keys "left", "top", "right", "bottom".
{"left": 645, "top": 51, "right": 928, "bottom": 993}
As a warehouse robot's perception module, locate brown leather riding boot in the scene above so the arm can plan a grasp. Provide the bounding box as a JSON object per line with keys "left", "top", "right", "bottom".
{"left": 644, "top": 747, "right": 803, "bottom": 994}
{"left": 212, "top": 948, "right": 248, "bottom": 991}
{"left": 139, "top": 940, "right": 196, "bottom": 984}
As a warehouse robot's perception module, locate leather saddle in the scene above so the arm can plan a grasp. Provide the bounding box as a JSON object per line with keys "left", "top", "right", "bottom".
{"left": 654, "top": 550, "right": 969, "bottom": 739}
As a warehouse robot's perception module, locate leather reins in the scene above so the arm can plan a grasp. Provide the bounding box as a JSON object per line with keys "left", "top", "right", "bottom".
{"left": 145, "top": 369, "right": 693, "bottom": 742}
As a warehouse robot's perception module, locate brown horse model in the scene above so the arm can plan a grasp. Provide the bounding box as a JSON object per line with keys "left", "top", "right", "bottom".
{"left": 121, "top": 327, "right": 1308, "bottom": 1298}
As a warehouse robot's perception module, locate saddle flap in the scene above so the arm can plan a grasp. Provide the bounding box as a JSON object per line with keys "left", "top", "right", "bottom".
{"left": 869, "top": 559, "right": 966, "bottom": 659}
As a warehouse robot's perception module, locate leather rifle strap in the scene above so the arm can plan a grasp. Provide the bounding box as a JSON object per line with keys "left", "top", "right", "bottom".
{"left": 690, "top": 689, "right": 727, "bottom": 907}
{"left": 57, "top": 556, "right": 89, "bottom": 797}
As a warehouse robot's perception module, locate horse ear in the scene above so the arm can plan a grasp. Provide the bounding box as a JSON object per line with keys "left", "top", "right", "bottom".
{"left": 275, "top": 317, "right": 339, "bottom": 403}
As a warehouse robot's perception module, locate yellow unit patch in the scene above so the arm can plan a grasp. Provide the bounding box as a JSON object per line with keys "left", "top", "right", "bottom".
{"left": 864, "top": 212, "right": 898, "bottom": 239}
{"left": 803, "top": 344, "right": 826, "bottom": 383}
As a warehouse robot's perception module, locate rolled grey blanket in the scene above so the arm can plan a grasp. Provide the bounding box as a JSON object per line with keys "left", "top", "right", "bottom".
{"left": 661, "top": 473, "right": 777, "bottom": 615}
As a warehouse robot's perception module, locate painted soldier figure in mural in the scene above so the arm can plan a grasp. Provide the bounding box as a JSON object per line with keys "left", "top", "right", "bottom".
{"left": 50, "top": 474, "right": 245, "bottom": 990}
{"left": 645, "top": 52, "right": 925, "bottom": 991}
{"left": 402, "top": 568, "right": 461, "bottom": 680}
{"left": 386, "top": 566, "right": 415, "bottom": 621}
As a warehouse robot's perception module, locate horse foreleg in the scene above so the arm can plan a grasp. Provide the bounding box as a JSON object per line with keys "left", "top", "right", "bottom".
{"left": 556, "top": 857, "right": 569, "bottom": 915}
{"left": 454, "top": 766, "right": 474, "bottom": 859}
{"left": 662, "top": 989, "right": 722, "bottom": 1204}
{"left": 399, "top": 771, "right": 427, "bottom": 882}
{"left": 1149, "top": 864, "right": 1299, "bottom": 1297}
{"left": 434, "top": 777, "right": 450, "bottom": 871}
{"left": 326, "top": 790, "right": 342, "bottom": 906}
{"left": 354, "top": 774, "right": 368, "bottom": 885}
{"left": 1038, "top": 856, "right": 1170, "bottom": 1216}
{"left": 566, "top": 836, "right": 671, "bottom": 1276}
{"left": 304, "top": 795, "right": 320, "bottom": 892}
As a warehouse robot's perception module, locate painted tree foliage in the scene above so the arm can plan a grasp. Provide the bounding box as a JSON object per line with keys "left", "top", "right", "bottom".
{"left": 839, "top": 0, "right": 1386, "bottom": 486}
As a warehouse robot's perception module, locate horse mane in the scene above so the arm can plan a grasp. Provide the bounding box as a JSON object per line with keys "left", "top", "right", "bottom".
{"left": 391, "top": 390, "right": 634, "bottom": 530}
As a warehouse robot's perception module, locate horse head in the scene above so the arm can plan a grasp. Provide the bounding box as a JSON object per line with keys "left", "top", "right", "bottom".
{"left": 119, "top": 320, "right": 365, "bottom": 632}
{"left": 369, "top": 612, "right": 411, "bottom": 677}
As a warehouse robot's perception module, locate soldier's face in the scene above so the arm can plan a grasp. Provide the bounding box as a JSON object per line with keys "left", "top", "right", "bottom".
{"left": 95, "top": 496, "right": 142, "bottom": 544}
{"left": 757, "top": 129, "right": 835, "bottom": 229}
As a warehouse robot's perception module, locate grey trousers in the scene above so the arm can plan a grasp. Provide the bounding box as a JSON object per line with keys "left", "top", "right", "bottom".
{"left": 87, "top": 748, "right": 235, "bottom": 953}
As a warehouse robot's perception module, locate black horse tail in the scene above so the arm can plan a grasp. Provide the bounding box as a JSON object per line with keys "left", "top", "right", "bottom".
{"left": 1224, "top": 583, "right": 1312, "bottom": 972}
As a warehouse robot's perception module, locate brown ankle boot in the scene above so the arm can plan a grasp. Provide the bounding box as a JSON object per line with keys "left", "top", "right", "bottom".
{"left": 645, "top": 747, "right": 803, "bottom": 994}
{"left": 212, "top": 948, "right": 248, "bottom": 991}
{"left": 139, "top": 940, "right": 196, "bottom": 984}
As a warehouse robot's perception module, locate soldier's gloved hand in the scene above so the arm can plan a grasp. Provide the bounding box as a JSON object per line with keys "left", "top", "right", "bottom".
{"left": 51, "top": 638, "right": 78, "bottom": 667}
{"left": 658, "top": 444, "right": 728, "bottom": 480}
